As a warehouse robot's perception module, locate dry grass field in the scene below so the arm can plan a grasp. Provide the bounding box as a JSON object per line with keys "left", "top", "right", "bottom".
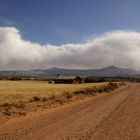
{"left": 0, "top": 82, "right": 134, "bottom": 140}
{"left": 0, "top": 80, "right": 107, "bottom": 105}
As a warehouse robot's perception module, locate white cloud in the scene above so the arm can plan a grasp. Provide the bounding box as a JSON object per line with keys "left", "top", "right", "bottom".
{"left": 0, "top": 27, "right": 140, "bottom": 70}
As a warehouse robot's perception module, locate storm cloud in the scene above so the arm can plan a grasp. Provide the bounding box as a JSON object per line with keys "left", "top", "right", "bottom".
{"left": 0, "top": 27, "right": 140, "bottom": 70}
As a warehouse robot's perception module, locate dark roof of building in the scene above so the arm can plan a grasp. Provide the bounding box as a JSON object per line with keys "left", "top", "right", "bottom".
{"left": 47, "top": 76, "right": 82, "bottom": 80}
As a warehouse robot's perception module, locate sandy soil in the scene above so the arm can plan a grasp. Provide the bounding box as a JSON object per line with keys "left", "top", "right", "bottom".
{"left": 0, "top": 84, "right": 139, "bottom": 140}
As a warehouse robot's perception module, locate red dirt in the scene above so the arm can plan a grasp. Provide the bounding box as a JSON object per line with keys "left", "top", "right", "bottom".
{"left": 0, "top": 84, "right": 139, "bottom": 140}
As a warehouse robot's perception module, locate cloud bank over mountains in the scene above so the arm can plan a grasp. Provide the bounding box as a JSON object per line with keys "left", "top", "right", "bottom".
{"left": 0, "top": 27, "right": 140, "bottom": 70}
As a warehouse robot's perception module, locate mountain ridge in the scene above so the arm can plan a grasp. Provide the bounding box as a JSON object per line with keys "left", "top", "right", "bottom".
{"left": 0, "top": 65, "right": 139, "bottom": 77}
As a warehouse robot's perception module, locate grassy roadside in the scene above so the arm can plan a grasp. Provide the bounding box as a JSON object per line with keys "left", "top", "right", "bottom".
{"left": 0, "top": 80, "right": 107, "bottom": 105}
{"left": 0, "top": 81, "right": 126, "bottom": 118}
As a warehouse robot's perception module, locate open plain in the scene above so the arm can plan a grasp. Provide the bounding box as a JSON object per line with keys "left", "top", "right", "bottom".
{"left": 0, "top": 80, "right": 105, "bottom": 105}
{"left": 0, "top": 83, "right": 139, "bottom": 140}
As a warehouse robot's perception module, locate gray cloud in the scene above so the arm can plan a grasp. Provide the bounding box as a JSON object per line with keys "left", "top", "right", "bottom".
{"left": 0, "top": 27, "right": 140, "bottom": 70}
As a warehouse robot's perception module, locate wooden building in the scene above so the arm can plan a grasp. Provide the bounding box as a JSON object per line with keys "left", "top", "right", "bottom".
{"left": 48, "top": 76, "right": 84, "bottom": 84}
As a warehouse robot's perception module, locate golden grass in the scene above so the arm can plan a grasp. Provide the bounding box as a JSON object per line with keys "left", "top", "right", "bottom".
{"left": 0, "top": 80, "right": 107, "bottom": 105}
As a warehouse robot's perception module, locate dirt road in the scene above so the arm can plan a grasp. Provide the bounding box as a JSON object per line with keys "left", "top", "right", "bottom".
{"left": 0, "top": 84, "right": 140, "bottom": 140}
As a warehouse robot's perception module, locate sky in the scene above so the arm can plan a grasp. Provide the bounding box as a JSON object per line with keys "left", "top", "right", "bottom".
{"left": 1, "top": 0, "right": 140, "bottom": 70}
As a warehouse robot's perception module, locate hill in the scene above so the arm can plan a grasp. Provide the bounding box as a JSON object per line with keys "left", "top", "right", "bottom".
{"left": 0, "top": 66, "right": 139, "bottom": 77}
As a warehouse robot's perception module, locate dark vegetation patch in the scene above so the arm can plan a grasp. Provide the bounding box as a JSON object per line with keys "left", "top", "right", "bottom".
{"left": 1, "top": 101, "right": 27, "bottom": 117}
{"left": 73, "top": 82, "right": 119, "bottom": 95}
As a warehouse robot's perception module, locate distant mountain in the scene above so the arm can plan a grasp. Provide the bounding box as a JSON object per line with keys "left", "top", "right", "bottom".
{"left": 0, "top": 66, "right": 139, "bottom": 77}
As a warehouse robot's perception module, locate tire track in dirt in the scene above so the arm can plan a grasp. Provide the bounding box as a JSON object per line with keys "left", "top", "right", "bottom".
{"left": 41, "top": 85, "right": 136, "bottom": 140}
{"left": 89, "top": 84, "right": 140, "bottom": 140}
